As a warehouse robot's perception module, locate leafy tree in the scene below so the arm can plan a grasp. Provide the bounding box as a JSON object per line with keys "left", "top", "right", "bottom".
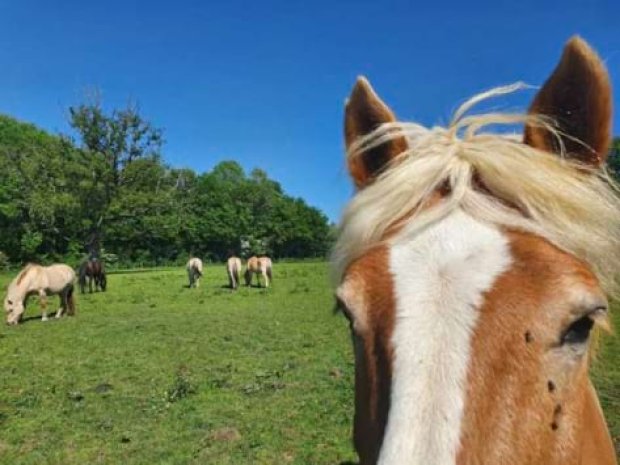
{"left": 0, "top": 115, "right": 84, "bottom": 262}
{"left": 0, "top": 109, "right": 332, "bottom": 266}
{"left": 609, "top": 137, "right": 620, "bottom": 181}
{"left": 68, "top": 98, "right": 164, "bottom": 252}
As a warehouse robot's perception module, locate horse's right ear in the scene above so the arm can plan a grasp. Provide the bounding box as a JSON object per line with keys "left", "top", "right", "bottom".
{"left": 524, "top": 37, "right": 612, "bottom": 166}
{"left": 344, "top": 77, "right": 408, "bottom": 189}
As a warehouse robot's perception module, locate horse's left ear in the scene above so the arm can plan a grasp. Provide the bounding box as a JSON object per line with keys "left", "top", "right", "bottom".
{"left": 524, "top": 36, "right": 612, "bottom": 166}
{"left": 345, "top": 77, "right": 408, "bottom": 189}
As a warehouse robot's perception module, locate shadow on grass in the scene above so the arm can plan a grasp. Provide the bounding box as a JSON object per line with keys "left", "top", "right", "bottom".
{"left": 219, "top": 285, "right": 240, "bottom": 290}
{"left": 18, "top": 311, "right": 70, "bottom": 325}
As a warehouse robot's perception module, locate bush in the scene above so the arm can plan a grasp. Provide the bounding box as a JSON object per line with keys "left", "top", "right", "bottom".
{"left": 0, "top": 251, "right": 9, "bottom": 270}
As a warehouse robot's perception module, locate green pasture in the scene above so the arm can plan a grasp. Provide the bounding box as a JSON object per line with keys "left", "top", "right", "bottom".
{"left": 0, "top": 262, "right": 618, "bottom": 464}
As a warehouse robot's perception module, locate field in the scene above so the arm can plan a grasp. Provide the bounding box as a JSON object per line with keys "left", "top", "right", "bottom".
{"left": 0, "top": 262, "right": 618, "bottom": 464}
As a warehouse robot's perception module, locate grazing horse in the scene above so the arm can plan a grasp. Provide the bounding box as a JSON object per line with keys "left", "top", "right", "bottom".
{"left": 332, "top": 37, "right": 619, "bottom": 465}
{"left": 4, "top": 264, "right": 76, "bottom": 325}
{"left": 244, "top": 256, "right": 272, "bottom": 288}
{"left": 187, "top": 257, "right": 203, "bottom": 288}
{"left": 227, "top": 256, "right": 242, "bottom": 289}
{"left": 78, "top": 258, "right": 107, "bottom": 293}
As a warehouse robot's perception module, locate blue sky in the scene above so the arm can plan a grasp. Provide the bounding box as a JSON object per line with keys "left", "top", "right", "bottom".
{"left": 1, "top": 0, "right": 619, "bottom": 222}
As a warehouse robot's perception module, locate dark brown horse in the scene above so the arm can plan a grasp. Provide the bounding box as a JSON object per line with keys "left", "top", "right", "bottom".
{"left": 78, "top": 259, "right": 107, "bottom": 294}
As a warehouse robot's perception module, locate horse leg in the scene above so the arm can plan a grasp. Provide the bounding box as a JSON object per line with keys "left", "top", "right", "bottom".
{"left": 89, "top": 275, "right": 93, "bottom": 293}
{"left": 263, "top": 269, "right": 269, "bottom": 288}
{"left": 39, "top": 290, "right": 49, "bottom": 321}
{"left": 58, "top": 292, "right": 66, "bottom": 318}
{"left": 55, "top": 293, "right": 65, "bottom": 319}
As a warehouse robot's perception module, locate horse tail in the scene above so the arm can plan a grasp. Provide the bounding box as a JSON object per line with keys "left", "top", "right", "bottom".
{"left": 100, "top": 271, "right": 107, "bottom": 292}
{"left": 233, "top": 263, "right": 240, "bottom": 289}
{"left": 78, "top": 263, "right": 87, "bottom": 294}
{"left": 244, "top": 267, "right": 252, "bottom": 286}
{"left": 66, "top": 284, "right": 76, "bottom": 316}
{"left": 227, "top": 267, "right": 235, "bottom": 289}
{"left": 229, "top": 261, "right": 240, "bottom": 289}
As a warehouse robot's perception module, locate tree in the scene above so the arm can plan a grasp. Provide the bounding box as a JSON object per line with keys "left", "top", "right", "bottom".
{"left": 0, "top": 111, "right": 332, "bottom": 265}
{"left": 67, "top": 97, "right": 164, "bottom": 252}
{"left": 609, "top": 137, "right": 620, "bottom": 181}
{"left": 0, "top": 115, "right": 84, "bottom": 262}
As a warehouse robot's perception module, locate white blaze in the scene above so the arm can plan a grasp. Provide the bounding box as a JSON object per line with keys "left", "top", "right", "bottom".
{"left": 378, "top": 209, "right": 511, "bottom": 465}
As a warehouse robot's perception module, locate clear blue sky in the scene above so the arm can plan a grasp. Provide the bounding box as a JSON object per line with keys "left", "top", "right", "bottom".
{"left": 1, "top": 0, "right": 619, "bottom": 222}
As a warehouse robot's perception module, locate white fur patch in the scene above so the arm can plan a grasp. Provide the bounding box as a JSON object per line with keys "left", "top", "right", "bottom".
{"left": 378, "top": 209, "right": 511, "bottom": 465}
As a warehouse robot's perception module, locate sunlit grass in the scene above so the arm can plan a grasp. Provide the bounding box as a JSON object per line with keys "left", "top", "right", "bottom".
{"left": 0, "top": 263, "right": 355, "bottom": 465}
{"left": 0, "top": 263, "right": 617, "bottom": 463}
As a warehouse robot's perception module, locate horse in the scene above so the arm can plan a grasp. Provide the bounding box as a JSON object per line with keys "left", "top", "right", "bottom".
{"left": 226, "top": 256, "right": 242, "bottom": 289}
{"left": 332, "top": 37, "right": 619, "bottom": 465}
{"left": 4, "top": 263, "right": 76, "bottom": 325}
{"left": 244, "top": 256, "right": 272, "bottom": 288}
{"left": 187, "top": 257, "right": 203, "bottom": 288}
{"left": 78, "top": 258, "right": 107, "bottom": 294}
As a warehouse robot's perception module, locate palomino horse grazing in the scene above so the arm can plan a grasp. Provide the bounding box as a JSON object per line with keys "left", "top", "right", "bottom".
{"left": 244, "top": 256, "right": 272, "bottom": 288}
{"left": 4, "top": 264, "right": 76, "bottom": 325}
{"left": 187, "top": 257, "right": 203, "bottom": 288}
{"left": 333, "top": 37, "right": 619, "bottom": 465}
{"left": 78, "top": 258, "right": 107, "bottom": 293}
{"left": 227, "top": 256, "right": 242, "bottom": 289}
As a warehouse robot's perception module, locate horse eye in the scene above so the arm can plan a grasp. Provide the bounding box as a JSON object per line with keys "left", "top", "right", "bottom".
{"left": 561, "top": 315, "right": 595, "bottom": 346}
{"left": 7, "top": 300, "right": 12, "bottom": 305}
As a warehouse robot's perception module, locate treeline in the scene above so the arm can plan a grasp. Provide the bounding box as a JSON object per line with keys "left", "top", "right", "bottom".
{"left": 0, "top": 100, "right": 618, "bottom": 269}
{"left": 0, "top": 102, "right": 332, "bottom": 267}
{"left": 610, "top": 138, "right": 620, "bottom": 180}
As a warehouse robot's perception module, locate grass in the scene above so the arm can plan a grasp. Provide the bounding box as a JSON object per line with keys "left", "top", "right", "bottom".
{"left": 0, "top": 262, "right": 618, "bottom": 464}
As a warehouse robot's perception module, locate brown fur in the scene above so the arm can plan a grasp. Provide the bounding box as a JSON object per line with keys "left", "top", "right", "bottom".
{"left": 345, "top": 77, "right": 408, "bottom": 189}
{"left": 65, "top": 287, "right": 76, "bottom": 316}
{"left": 457, "top": 230, "right": 611, "bottom": 465}
{"left": 341, "top": 246, "right": 395, "bottom": 465}
{"left": 244, "top": 256, "right": 273, "bottom": 288}
{"left": 337, "top": 37, "right": 617, "bottom": 465}
{"left": 524, "top": 36, "right": 612, "bottom": 166}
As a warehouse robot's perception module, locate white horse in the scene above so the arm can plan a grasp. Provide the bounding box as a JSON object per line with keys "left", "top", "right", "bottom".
{"left": 186, "top": 257, "right": 203, "bottom": 288}
{"left": 4, "top": 263, "right": 76, "bottom": 325}
{"left": 226, "top": 256, "right": 242, "bottom": 289}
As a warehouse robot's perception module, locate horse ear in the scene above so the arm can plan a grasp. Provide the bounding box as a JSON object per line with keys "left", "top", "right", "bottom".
{"left": 345, "top": 77, "right": 408, "bottom": 188}
{"left": 524, "top": 36, "right": 612, "bottom": 166}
